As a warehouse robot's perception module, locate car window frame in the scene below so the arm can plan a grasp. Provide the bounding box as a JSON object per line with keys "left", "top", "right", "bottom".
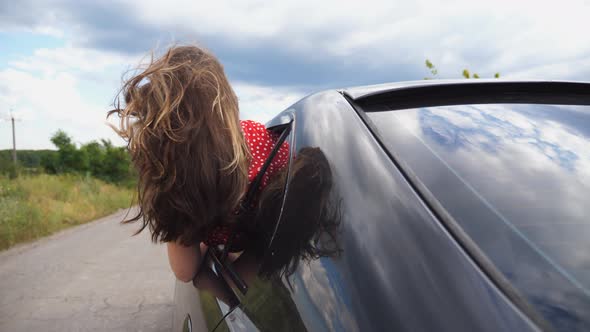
{"left": 262, "top": 111, "right": 297, "bottom": 257}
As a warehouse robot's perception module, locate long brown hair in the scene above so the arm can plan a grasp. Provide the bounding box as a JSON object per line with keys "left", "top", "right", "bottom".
{"left": 109, "top": 45, "right": 250, "bottom": 245}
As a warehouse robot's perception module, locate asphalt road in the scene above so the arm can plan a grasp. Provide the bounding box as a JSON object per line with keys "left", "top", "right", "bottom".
{"left": 0, "top": 208, "right": 206, "bottom": 332}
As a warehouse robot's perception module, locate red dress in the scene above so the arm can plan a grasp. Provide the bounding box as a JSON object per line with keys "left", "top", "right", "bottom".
{"left": 204, "top": 120, "right": 290, "bottom": 247}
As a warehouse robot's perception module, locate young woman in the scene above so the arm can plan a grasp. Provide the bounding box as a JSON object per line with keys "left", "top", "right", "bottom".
{"left": 109, "top": 44, "right": 287, "bottom": 281}
{"left": 110, "top": 45, "right": 339, "bottom": 305}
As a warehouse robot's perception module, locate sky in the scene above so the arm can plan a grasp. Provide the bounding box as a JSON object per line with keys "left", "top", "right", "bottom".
{"left": 0, "top": 0, "right": 588, "bottom": 150}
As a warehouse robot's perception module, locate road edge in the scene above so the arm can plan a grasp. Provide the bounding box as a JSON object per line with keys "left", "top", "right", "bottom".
{"left": 0, "top": 206, "right": 139, "bottom": 259}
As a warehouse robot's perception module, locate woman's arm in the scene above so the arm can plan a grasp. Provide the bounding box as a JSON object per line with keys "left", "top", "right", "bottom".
{"left": 166, "top": 241, "right": 203, "bottom": 282}
{"left": 167, "top": 240, "right": 261, "bottom": 308}
{"left": 167, "top": 241, "right": 238, "bottom": 306}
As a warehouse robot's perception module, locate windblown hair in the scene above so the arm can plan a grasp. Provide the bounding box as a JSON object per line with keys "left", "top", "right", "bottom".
{"left": 109, "top": 45, "right": 250, "bottom": 245}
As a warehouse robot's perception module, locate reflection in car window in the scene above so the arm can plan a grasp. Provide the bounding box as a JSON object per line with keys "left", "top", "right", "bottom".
{"left": 198, "top": 125, "right": 342, "bottom": 332}
{"left": 366, "top": 104, "right": 590, "bottom": 331}
{"left": 256, "top": 144, "right": 345, "bottom": 332}
{"left": 256, "top": 146, "right": 342, "bottom": 280}
{"left": 231, "top": 145, "right": 341, "bottom": 332}
{"left": 288, "top": 256, "right": 358, "bottom": 332}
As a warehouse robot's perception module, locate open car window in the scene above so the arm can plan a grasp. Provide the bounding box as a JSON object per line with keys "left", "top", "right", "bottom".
{"left": 196, "top": 117, "right": 310, "bottom": 331}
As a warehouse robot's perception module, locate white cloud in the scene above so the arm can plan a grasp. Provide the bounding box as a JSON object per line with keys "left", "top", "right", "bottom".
{"left": 2, "top": 0, "right": 590, "bottom": 148}
{"left": 0, "top": 65, "right": 124, "bottom": 149}
{"left": 234, "top": 82, "right": 304, "bottom": 124}
{"left": 0, "top": 45, "right": 137, "bottom": 149}
{"left": 9, "top": 0, "right": 585, "bottom": 75}
{"left": 120, "top": 0, "right": 590, "bottom": 77}
{"left": 9, "top": 46, "right": 138, "bottom": 76}
{"left": 506, "top": 58, "right": 590, "bottom": 81}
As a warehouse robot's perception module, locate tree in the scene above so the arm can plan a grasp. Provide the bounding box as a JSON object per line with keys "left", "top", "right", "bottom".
{"left": 96, "top": 139, "right": 133, "bottom": 183}
{"left": 80, "top": 141, "right": 105, "bottom": 177}
{"left": 424, "top": 59, "right": 438, "bottom": 79}
{"left": 41, "top": 129, "right": 134, "bottom": 184}
{"left": 48, "top": 130, "right": 89, "bottom": 173}
{"left": 40, "top": 152, "right": 59, "bottom": 174}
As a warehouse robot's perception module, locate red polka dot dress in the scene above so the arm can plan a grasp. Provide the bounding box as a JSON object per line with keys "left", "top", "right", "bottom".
{"left": 241, "top": 120, "right": 290, "bottom": 189}
{"left": 204, "top": 120, "right": 290, "bottom": 247}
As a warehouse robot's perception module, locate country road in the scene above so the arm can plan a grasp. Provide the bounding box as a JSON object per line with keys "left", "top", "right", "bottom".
{"left": 0, "top": 208, "right": 206, "bottom": 332}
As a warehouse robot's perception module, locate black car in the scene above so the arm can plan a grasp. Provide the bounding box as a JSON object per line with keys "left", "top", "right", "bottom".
{"left": 173, "top": 80, "right": 590, "bottom": 332}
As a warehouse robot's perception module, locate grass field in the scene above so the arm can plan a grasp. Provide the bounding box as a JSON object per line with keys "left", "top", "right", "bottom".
{"left": 0, "top": 174, "right": 135, "bottom": 250}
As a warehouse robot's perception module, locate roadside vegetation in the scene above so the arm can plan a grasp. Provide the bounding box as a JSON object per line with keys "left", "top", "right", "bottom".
{"left": 0, "top": 130, "right": 136, "bottom": 250}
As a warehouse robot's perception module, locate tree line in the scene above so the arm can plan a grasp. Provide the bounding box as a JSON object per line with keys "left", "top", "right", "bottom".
{"left": 0, "top": 130, "right": 135, "bottom": 185}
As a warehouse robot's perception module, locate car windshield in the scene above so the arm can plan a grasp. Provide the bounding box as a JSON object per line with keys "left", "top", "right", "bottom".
{"left": 366, "top": 103, "right": 590, "bottom": 331}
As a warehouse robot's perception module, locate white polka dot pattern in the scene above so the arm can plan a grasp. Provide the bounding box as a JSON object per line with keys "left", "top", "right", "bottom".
{"left": 241, "top": 120, "right": 290, "bottom": 190}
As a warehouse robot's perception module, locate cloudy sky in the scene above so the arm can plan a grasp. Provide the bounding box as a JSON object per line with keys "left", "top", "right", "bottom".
{"left": 0, "top": 0, "right": 588, "bottom": 149}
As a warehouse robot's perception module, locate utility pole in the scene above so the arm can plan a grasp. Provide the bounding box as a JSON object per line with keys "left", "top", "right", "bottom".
{"left": 11, "top": 113, "right": 17, "bottom": 165}
{"left": 2, "top": 109, "right": 19, "bottom": 167}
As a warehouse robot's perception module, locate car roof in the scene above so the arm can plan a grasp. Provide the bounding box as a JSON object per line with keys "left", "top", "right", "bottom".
{"left": 341, "top": 79, "right": 590, "bottom": 101}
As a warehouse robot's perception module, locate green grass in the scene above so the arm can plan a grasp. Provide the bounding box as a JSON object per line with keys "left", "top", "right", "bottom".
{"left": 0, "top": 174, "right": 135, "bottom": 250}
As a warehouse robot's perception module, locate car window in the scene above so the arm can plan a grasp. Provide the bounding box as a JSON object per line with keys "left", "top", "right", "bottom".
{"left": 197, "top": 122, "right": 310, "bottom": 332}
{"left": 366, "top": 104, "right": 590, "bottom": 331}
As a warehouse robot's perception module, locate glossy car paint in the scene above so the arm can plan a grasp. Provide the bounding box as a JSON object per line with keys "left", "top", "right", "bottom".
{"left": 172, "top": 281, "right": 204, "bottom": 332}
{"left": 173, "top": 81, "right": 590, "bottom": 332}
{"left": 265, "top": 90, "right": 539, "bottom": 331}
